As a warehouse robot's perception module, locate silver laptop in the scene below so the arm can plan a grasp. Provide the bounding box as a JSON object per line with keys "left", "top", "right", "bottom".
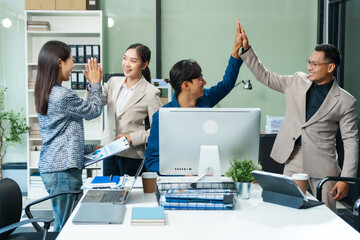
{"left": 81, "top": 158, "right": 144, "bottom": 204}
{"left": 72, "top": 160, "right": 144, "bottom": 224}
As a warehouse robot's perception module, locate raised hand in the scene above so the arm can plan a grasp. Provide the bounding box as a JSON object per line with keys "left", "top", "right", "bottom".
{"left": 232, "top": 18, "right": 243, "bottom": 58}
{"left": 83, "top": 57, "right": 103, "bottom": 84}
{"left": 238, "top": 20, "right": 249, "bottom": 50}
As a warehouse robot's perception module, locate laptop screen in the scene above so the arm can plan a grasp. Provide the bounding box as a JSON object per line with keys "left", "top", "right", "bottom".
{"left": 252, "top": 170, "right": 308, "bottom": 201}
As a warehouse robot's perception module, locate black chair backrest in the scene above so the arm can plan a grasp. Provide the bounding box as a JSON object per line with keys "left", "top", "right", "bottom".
{"left": 0, "top": 178, "right": 22, "bottom": 238}
{"left": 104, "top": 73, "right": 124, "bottom": 83}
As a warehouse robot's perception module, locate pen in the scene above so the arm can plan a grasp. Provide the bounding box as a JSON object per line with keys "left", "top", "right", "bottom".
{"left": 110, "top": 175, "right": 113, "bottom": 181}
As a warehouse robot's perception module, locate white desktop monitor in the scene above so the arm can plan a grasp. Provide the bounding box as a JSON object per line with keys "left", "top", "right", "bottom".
{"left": 159, "top": 108, "right": 261, "bottom": 179}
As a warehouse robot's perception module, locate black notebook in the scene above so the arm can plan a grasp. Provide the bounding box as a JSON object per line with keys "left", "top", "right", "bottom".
{"left": 252, "top": 170, "right": 324, "bottom": 209}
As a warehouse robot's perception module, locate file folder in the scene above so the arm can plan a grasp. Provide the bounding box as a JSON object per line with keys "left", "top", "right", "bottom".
{"left": 92, "top": 45, "right": 100, "bottom": 62}
{"left": 86, "top": 0, "right": 99, "bottom": 10}
{"left": 71, "top": 72, "right": 78, "bottom": 90}
{"left": 70, "top": 45, "right": 77, "bottom": 63}
{"left": 85, "top": 45, "right": 92, "bottom": 62}
{"left": 77, "top": 45, "right": 85, "bottom": 63}
{"left": 78, "top": 72, "right": 85, "bottom": 89}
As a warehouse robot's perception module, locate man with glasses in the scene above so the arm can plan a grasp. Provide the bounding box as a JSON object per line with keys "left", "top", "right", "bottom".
{"left": 238, "top": 20, "right": 358, "bottom": 212}
{"left": 145, "top": 19, "right": 244, "bottom": 173}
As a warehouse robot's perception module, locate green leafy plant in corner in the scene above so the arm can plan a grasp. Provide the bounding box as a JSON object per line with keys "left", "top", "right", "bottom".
{"left": 225, "top": 157, "right": 262, "bottom": 182}
{"left": 0, "top": 88, "right": 30, "bottom": 179}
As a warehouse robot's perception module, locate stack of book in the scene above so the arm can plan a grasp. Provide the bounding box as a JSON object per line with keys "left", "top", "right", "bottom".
{"left": 90, "top": 175, "right": 121, "bottom": 188}
{"left": 27, "top": 21, "right": 50, "bottom": 31}
{"left": 29, "top": 123, "right": 41, "bottom": 138}
{"left": 131, "top": 207, "right": 166, "bottom": 225}
{"left": 157, "top": 182, "right": 237, "bottom": 210}
{"left": 28, "top": 78, "right": 36, "bottom": 90}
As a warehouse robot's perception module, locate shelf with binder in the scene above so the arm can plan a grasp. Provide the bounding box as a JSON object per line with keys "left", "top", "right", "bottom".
{"left": 151, "top": 79, "right": 172, "bottom": 105}
{"left": 25, "top": 10, "right": 104, "bottom": 198}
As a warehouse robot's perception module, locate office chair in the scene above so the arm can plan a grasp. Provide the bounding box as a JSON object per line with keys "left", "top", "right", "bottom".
{"left": 104, "top": 73, "right": 124, "bottom": 83}
{"left": 0, "top": 178, "right": 82, "bottom": 240}
{"left": 316, "top": 176, "right": 360, "bottom": 232}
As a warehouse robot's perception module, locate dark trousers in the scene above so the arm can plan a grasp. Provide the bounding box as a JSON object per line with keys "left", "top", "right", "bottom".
{"left": 103, "top": 155, "right": 144, "bottom": 176}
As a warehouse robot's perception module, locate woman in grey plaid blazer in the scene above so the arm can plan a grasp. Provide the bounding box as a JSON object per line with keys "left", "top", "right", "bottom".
{"left": 34, "top": 40, "right": 103, "bottom": 231}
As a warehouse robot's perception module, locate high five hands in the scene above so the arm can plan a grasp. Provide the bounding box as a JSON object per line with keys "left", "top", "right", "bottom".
{"left": 238, "top": 19, "right": 250, "bottom": 51}
{"left": 232, "top": 18, "right": 250, "bottom": 58}
{"left": 83, "top": 57, "right": 103, "bottom": 85}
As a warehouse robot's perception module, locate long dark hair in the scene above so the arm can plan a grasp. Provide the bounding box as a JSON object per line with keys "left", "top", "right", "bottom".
{"left": 35, "top": 40, "right": 71, "bottom": 115}
{"left": 126, "top": 43, "right": 151, "bottom": 83}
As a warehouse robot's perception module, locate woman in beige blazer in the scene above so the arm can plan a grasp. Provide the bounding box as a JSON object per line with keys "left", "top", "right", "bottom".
{"left": 102, "top": 44, "right": 161, "bottom": 176}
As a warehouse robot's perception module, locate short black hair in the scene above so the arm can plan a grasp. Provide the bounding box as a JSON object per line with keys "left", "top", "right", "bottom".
{"left": 169, "top": 60, "right": 202, "bottom": 97}
{"left": 314, "top": 44, "right": 341, "bottom": 68}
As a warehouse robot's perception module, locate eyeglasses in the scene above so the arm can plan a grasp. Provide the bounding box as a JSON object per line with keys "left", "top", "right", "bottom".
{"left": 306, "top": 59, "right": 332, "bottom": 68}
{"left": 194, "top": 75, "right": 204, "bottom": 83}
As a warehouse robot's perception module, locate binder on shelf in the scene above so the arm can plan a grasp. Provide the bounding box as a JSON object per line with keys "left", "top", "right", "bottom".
{"left": 70, "top": 45, "right": 78, "bottom": 63}
{"left": 77, "top": 45, "right": 85, "bottom": 63}
{"left": 86, "top": 0, "right": 99, "bottom": 10}
{"left": 85, "top": 45, "right": 92, "bottom": 62}
{"left": 71, "top": 72, "right": 78, "bottom": 90}
{"left": 85, "top": 78, "right": 90, "bottom": 89}
{"left": 92, "top": 45, "right": 100, "bottom": 62}
{"left": 131, "top": 207, "right": 165, "bottom": 226}
{"left": 78, "top": 72, "right": 85, "bottom": 89}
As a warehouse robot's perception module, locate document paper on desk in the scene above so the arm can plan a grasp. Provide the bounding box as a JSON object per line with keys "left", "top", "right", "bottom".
{"left": 84, "top": 137, "right": 130, "bottom": 166}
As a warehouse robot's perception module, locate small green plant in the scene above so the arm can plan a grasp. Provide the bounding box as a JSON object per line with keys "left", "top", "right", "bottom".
{"left": 0, "top": 88, "right": 30, "bottom": 179}
{"left": 225, "top": 157, "right": 261, "bottom": 182}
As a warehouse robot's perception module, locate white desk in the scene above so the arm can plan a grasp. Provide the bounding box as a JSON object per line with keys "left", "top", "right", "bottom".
{"left": 57, "top": 183, "right": 360, "bottom": 240}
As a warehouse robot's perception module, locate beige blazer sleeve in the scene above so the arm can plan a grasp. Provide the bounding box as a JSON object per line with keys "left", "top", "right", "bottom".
{"left": 240, "top": 47, "right": 299, "bottom": 93}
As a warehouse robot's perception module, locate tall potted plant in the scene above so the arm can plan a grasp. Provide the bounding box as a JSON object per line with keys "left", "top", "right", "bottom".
{"left": 0, "top": 88, "right": 29, "bottom": 179}
{"left": 225, "top": 157, "right": 261, "bottom": 199}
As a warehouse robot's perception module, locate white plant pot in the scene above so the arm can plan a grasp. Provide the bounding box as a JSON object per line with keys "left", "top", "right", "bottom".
{"left": 30, "top": 151, "right": 40, "bottom": 168}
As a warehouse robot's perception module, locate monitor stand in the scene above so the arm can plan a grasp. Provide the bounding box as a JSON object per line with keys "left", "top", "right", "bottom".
{"left": 197, "top": 145, "right": 221, "bottom": 182}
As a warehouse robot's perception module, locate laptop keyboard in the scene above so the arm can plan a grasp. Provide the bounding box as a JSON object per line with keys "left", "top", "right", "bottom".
{"left": 100, "top": 190, "right": 125, "bottom": 202}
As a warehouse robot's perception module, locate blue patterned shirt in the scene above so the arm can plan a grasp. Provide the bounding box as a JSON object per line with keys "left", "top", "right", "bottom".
{"left": 38, "top": 82, "right": 103, "bottom": 173}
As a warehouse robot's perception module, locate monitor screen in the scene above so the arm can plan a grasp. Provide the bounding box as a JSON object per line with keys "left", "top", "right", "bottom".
{"left": 159, "top": 108, "right": 261, "bottom": 177}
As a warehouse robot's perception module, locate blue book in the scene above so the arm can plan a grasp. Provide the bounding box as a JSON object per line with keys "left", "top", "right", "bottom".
{"left": 131, "top": 207, "right": 165, "bottom": 225}
{"left": 91, "top": 176, "right": 120, "bottom": 187}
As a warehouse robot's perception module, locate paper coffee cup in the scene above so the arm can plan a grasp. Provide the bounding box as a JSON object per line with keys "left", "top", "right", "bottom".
{"left": 141, "top": 172, "right": 158, "bottom": 193}
{"left": 292, "top": 173, "right": 309, "bottom": 194}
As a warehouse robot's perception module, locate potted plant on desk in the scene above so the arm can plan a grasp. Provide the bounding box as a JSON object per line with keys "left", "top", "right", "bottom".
{"left": 225, "top": 157, "right": 261, "bottom": 199}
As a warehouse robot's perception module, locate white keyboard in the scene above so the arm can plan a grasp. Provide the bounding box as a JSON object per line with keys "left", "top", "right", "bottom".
{"left": 158, "top": 176, "right": 199, "bottom": 183}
